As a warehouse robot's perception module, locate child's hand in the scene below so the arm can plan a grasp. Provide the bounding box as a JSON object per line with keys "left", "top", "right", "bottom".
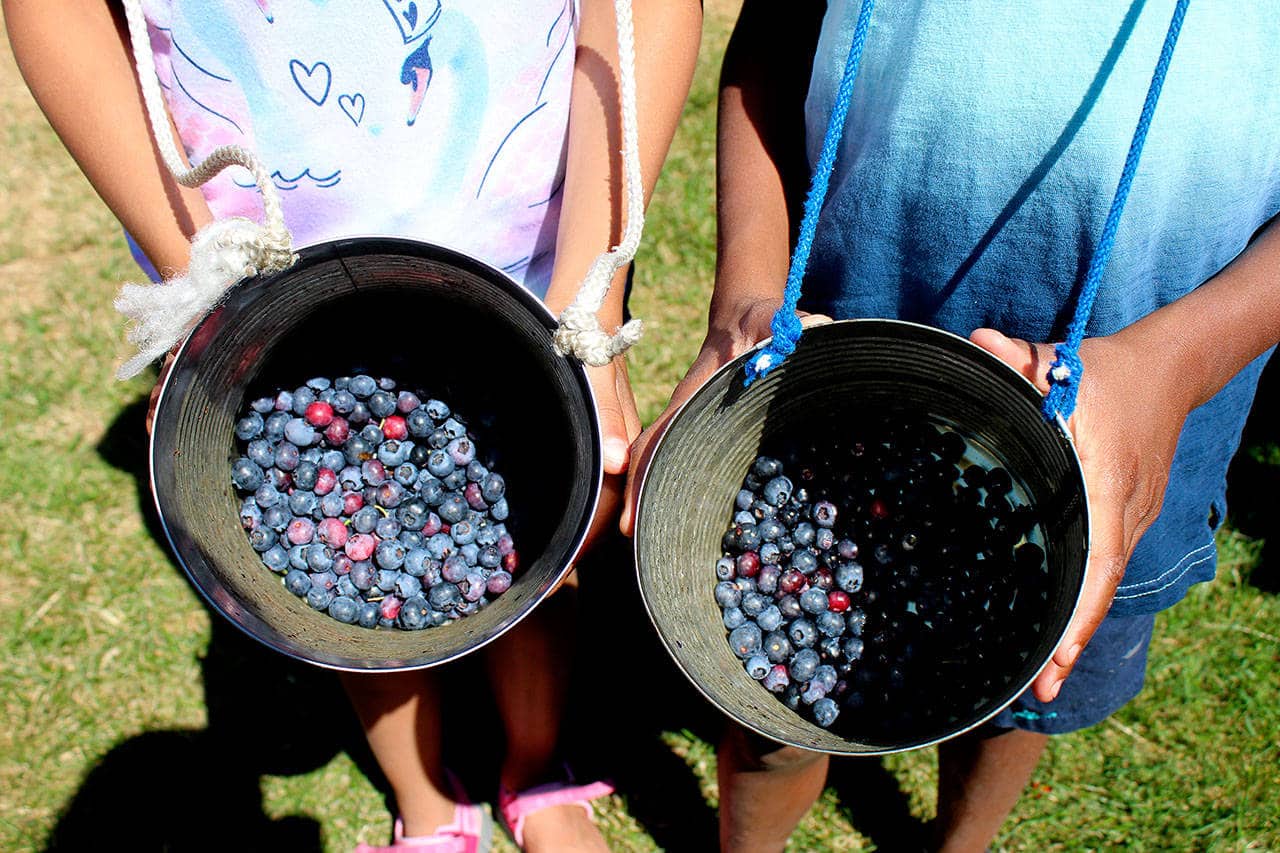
{"left": 619, "top": 299, "right": 829, "bottom": 537}
{"left": 578, "top": 357, "right": 641, "bottom": 555}
{"left": 970, "top": 327, "right": 1195, "bottom": 704}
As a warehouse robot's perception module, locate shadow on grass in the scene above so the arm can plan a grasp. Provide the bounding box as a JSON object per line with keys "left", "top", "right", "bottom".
{"left": 1227, "top": 354, "right": 1280, "bottom": 595}
{"left": 42, "top": 396, "right": 382, "bottom": 852}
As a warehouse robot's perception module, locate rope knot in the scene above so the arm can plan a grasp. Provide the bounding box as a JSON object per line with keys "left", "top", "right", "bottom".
{"left": 553, "top": 303, "right": 643, "bottom": 366}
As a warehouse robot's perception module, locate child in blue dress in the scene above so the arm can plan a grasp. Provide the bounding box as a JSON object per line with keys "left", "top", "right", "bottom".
{"left": 625, "top": 1, "right": 1280, "bottom": 849}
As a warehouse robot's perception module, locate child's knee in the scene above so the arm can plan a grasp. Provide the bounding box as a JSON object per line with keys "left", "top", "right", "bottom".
{"left": 723, "top": 725, "right": 826, "bottom": 774}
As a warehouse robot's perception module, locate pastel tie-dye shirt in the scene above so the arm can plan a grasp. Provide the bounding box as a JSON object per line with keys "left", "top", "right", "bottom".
{"left": 139, "top": 0, "right": 579, "bottom": 296}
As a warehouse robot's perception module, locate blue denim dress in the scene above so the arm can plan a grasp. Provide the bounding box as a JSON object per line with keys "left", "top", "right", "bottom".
{"left": 800, "top": 0, "right": 1280, "bottom": 617}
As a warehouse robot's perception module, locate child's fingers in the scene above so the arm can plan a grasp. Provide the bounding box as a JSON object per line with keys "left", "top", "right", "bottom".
{"left": 969, "top": 328, "right": 1054, "bottom": 395}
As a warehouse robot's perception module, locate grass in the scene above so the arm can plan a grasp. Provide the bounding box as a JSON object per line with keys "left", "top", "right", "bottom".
{"left": 2, "top": 2, "right": 1278, "bottom": 850}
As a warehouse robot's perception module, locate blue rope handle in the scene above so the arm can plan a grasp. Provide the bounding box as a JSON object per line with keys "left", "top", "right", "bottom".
{"left": 1043, "top": 0, "right": 1190, "bottom": 423}
{"left": 744, "top": 0, "right": 876, "bottom": 385}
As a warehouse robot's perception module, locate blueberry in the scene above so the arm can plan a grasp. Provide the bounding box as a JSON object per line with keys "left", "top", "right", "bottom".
{"left": 814, "top": 528, "right": 835, "bottom": 552}
{"left": 812, "top": 697, "right": 839, "bottom": 727}
{"left": 845, "top": 609, "right": 867, "bottom": 636}
{"left": 816, "top": 610, "right": 845, "bottom": 637}
{"left": 789, "top": 648, "right": 820, "bottom": 682}
{"left": 262, "top": 504, "right": 290, "bottom": 531}
{"left": 406, "top": 408, "right": 434, "bottom": 437}
{"left": 319, "top": 491, "right": 344, "bottom": 517}
{"left": 441, "top": 417, "right": 466, "bottom": 439}
{"left": 778, "top": 595, "right": 803, "bottom": 620}
{"left": 728, "top": 624, "right": 763, "bottom": 659}
{"left": 264, "top": 411, "right": 290, "bottom": 442}
{"left": 486, "top": 570, "right": 513, "bottom": 594}
{"left": 764, "top": 630, "right": 792, "bottom": 664}
{"left": 481, "top": 472, "right": 506, "bottom": 503}
{"left": 285, "top": 569, "right": 311, "bottom": 596}
{"left": 790, "top": 550, "right": 818, "bottom": 575}
{"left": 788, "top": 619, "right": 817, "bottom": 648}
{"left": 427, "top": 450, "right": 455, "bottom": 478}
{"left": 357, "top": 601, "right": 381, "bottom": 628}
{"left": 837, "top": 539, "right": 859, "bottom": 560}
{"left": 735, "top": 489, "right": 755, "bottom": 511}
{"left": 376, "top": 540, "right": 407, "bottom": 570}
{"left": 306, "top": 587, "right": 334, "bottom": 611}
{"left": 736, "top": 524, "right": 762, "bottom": 551}
{"left": 248, "top": 527, "right": 277, "bottom": 552}
{"left": 441, "top": 555, "right": 468, "bottom": 583}
{"left": 447, "top": 437, "right": 476, "bottom": 467}
{"left": 349, "top": 375, "right": 377, "bottom": 398}
{"left": 428, "top": 582, "right": 462, "bottom": 611}
{"left": 232, "top": 457, "right": 264, "bottom": 491}
{"left": 398, "top": 595, "right": 431, "bottom": 629}
{"left": 752, "top": 456, "right": 783, "bottom": 479}
{"left": 842, "top": 637, "right": 865, "bottom": 661}
{"left": 714, "top": 581, "right": 743, "bottom": 608}
{"left": 376, "top": 480, "right": 405, "bottom": 509}
{"left": 438, "top": 495, "right": 467, "bottom": 524}
{"left": 800, "top": 588, "right": 828, "bottom": 614}
{"left": 288, "top": 490, "right": 318, "bottom": 518}
{"left": 306, "top": 544, "right": 335, "bottom": 572}
{"left": 756, "top": 564, "right": 781, "bottom": 594}
{"left": 350, "top": 561, "right": 375, "bottom": 591}
{"left": 396, "top": 573, "right": 423, "bottom": 599}
{"left": 351, "top": 506, "right": 379, "bottom": 534}
{"left": 442, "top": 469, "right": 467, "bottom": 492}
{"left": 793, "top": 523, "right": 816, "bottom": 547}
{"left": 369, "top": 391, "right": 397, "bottom": 419}
{"left": 288, "top": 545, "right": 310, "bottom": 571}
{"left": 378, "top": 440, "right": 413, "bottom": 468}
{"left": 835, "top": 562, "right": 864, "bottom": 593}
{"left": 284, "top": 418, "right": 317, "bottom": 447}
{"left": 812, "top": 500, "right": 837, "bottom": 528}
{"left": 741, "top": 592, "right": 769, "bottom": 618}
{"left": 745, "top": 653, "right": 771, "bottom": 680}
{"left": 762, "top": 476, "right": 793, "bottom": 507}
{"left": 328, "top": 596, "right": 359, "bottom": 624}
{"left": 250, "top": 397, "right": 274, "bottom": 415}
{"left": 756, "top": 605, "right": 784, "bottom": 633}
{"left": 235, "top": 412, "right": 264, "bottom": 441}
{"left": 349, "top": 401, "right": 371, "bottom": 425}
{"left": 490, "top": 498, "right": 509, "bottom": 521}
{"left": 261, "top": 545, "right": 289, "bottom": 573}
{"left": 722, "top": 607, "right": 746, "bottom": 630}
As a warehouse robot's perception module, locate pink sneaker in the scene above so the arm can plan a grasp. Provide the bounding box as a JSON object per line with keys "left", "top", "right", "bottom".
{"left": 355, "top": 804, "right": 493, "bottom": 853}
{"left": 496, "top": 771, "right": 614, "bottom": 849}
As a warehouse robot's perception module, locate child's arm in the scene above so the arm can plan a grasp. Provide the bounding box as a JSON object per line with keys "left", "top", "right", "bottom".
{"left": 621, "top": 0, "right": 826, "bottom": 535}
{"left": 971, "top": 217, "right": 1280, "bottom": 702}
{"left": 541, "top": 0, "right": 702, "bottom": 521}
{"left": 4, "top": 0, "right": 211, "bottom": 276}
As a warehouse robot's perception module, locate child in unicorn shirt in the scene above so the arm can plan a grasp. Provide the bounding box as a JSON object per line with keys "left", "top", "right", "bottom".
{"left": 6, "top": 0, "right": 702, "bottom": 850}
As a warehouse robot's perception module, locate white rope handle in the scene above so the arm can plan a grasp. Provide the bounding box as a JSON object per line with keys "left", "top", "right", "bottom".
{"left": 552, "top": 0, "right": 646, "bottom": 367}
{"left": 114, "top": 0, "right": 295, "bottom": 379}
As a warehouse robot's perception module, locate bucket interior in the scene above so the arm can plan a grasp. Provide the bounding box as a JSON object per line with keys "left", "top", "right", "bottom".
{"left": 635, "top": 320, "right": 1087, "bottom": 753}
{"left": 150, "top": 239, "right": 601, "bottom": 670}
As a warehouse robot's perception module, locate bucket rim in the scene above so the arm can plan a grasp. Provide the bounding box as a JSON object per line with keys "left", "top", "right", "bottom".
{"left": 632, "top": 317, "right": 1091, "bottom": 753}
{"left": 148, "top": 237, "right": 605, "bottom": 672}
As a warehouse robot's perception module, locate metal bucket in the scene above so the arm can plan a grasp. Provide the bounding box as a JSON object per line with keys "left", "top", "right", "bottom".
{"left": 634, "top": 319, "right": 1088, "bottom": 754}
{"left": 150, "top": 237, "right": 602, "bottom": 671}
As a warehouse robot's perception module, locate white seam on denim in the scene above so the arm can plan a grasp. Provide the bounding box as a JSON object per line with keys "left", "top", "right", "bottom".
{"left": 1113, "top": 553, "right": 1214, "bottom": 600}
{"left": 1114, "top": 541, "right": 1214, "bottom": 592}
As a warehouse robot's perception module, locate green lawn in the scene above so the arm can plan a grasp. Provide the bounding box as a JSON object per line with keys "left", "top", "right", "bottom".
{"left": 1, "top": 3, "right": 1277, "bottom": 851}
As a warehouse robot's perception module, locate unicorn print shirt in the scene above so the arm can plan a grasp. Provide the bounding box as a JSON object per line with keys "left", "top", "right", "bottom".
{"left": 140, "top": 0, "right": 579, "bottom": 295}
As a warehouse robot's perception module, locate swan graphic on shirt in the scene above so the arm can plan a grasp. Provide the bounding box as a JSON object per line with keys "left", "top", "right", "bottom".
{"left": 139, "top": 0, "right": 578, "bottom": 294}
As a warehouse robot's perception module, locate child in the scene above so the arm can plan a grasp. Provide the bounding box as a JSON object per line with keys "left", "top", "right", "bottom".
{"left": 624, "top": 1, "right": 1280, "bottom": 850}
{"left": 5, "top": 0, "right": 700, "bottom": 849}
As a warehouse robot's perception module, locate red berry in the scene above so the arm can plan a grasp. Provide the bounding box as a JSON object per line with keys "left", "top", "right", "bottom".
{"left": 317, "top": 517, "right": 348, "bottom": 549}
{"left": 382, "top": 415, "right": 407, "bottom": 440}
{"left": 305, "top": 401, "right": 334, "bottom": 427}
{"left": 870, "top": 498, "right": 889, "bottom": 520}
{"left": 314, "top": 467, "right": 338, "bottom": 496}
{"left": 324, "top": 417, "right": 350, "bottom": 445}
{"left": 379, "top": 595, "right": 402, "bottom": 621}
{"left": 345, "top": 533, "right": 376, "bottom": 561}
{"left": 502, "top": 550, "right": 520, "bottom": 572}
{"left": 464, "top": 482, "right": 487, "bottom": 511}
{"left": 778, "top": 568, "right": 806, "bottom": 595}
{"left": 827, "top": 590, "right": 851, "bottom": 612}
{"left": 736, "top": 551, "right": 761, "bottom": 578}
{"left": 812, "top": 567, "right": 834, "bottom": 591}
{"left": 342, "top": 491, "right": 364, "bottom": 515}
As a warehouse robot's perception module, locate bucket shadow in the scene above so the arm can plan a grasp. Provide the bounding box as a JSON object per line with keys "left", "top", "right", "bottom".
{"left": 570, "top": 533, "right": 723, "bottom": 853}
{"left": 826, "top": 757, "right": 932, "bottom": 852}
{"left": 43, "top": 396, "right": 383, "bottom": 852}
{"left": 1226, "top": 354, "right": 1280, "bottom": 594}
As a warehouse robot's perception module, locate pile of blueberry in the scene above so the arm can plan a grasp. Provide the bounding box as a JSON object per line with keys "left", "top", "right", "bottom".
{"left": 231, "top": 375, "right": 518, "bottom": 630}
{"left": 717, "top": 419, "right": 1048, "bottom": 735}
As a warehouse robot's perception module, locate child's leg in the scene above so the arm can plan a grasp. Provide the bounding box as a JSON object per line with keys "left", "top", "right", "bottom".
{"left": 484, "top": 585, "right": 609, "bottom": 851}
{"left": 339, "top": 670, "right": 457, "bottom": 837}
{"left": 934, "top": 611, "right": 1158, "bottom": 851}
{"left": 934, "top": 729, "right": 1047, "bottom": 852}
{"left": 717, "top": 724, "right": 829, "bottom": 853}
